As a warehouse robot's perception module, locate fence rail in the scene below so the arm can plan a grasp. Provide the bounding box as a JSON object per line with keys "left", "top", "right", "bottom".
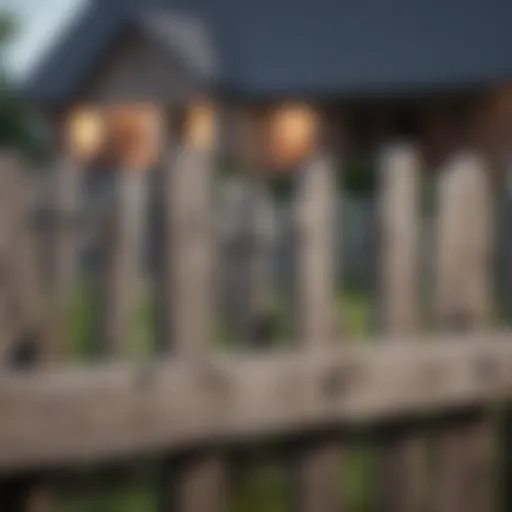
{"left": 0, "top": 333, "right": 511, "bottom": 474}
{"left": 0, "top": 141, "right": 509, "bottom": 512}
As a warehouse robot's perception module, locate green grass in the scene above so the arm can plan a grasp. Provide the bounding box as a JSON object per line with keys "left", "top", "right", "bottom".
{"left": 58, "top": 485, "right": 156, "bottom": 512}
{"left": 66, "top": 281, "right": 157, "bottom": 362}
{"left": 57, "top": 283, "right": 375, "bottom": 512}
{"left": 338, "top": 286, "right": 375, "bottom": 339}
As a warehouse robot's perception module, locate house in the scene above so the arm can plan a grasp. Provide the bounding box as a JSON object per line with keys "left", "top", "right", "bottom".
{"left": 25, "top": 0, "right": 512, "bottom": 172}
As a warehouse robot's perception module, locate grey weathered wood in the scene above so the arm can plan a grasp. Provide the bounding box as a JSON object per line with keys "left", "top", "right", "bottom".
{"left": 380, "top": 144, "right": 420, "bottom": 336}
{"left": 0, "top": 155, "right": 22, "bottom": 365}
{"left": 98, "top": 168, "right": 146, "bottom": 357}
{"left": 164, "top": 148, "right": 215, "bottom": 354}
{"left": 378, "top": 144, "right": 426, "bottom": 512}
{"left": 293, "top": 152, "right": 340, "bottom": 511}
{"left": 434, "top": 151, "right": 494, "bottom": 512}
{"left": 48, "top": 156, "right": 81, "bottom": 308}
{"left": 0, "top": 156, "right": 51, "bottom": 365}
{"left": 1, "top": 333, "right": 512, "bottom": 473}
{"left": 293, "top": 153, "right": 337, "bottom": 342}
{"left": 0, "top": 156, "right": 54, "bottom": 512}
{"left": 160, "top": 104, "right": 227, "bottom": 512}
{"left": 0, "top": 155, "right": 25, "bottom": 512}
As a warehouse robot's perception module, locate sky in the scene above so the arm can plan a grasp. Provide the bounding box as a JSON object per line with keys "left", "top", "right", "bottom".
{"left": 2, "top": 0, "right": 87, "bottom": 77}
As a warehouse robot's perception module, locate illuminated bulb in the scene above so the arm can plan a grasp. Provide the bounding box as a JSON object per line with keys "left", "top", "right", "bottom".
{"left": 186, "top": 101, "right": 216, "bottom": 151}
{"left": 106, "top": 105, "right": 160, "bottom": 169}
{"left": 269, "top": 104, "right": 318, "bottom": 169}
{"left": 67, "top": 108, "right": 104, "bottom": 161}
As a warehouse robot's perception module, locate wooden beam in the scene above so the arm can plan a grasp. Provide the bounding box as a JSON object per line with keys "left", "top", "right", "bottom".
{"left": 0, "top": 155, "right": 59, "bottom": 512}
{"left": 377, "top": 143, "right": 426, "bottom": 512}
{"left": 434, "top": 151, "right": 495, "bottom": 512}
{"left": 1, "top": 333, "right": 512, "bottom": 474}
{"left": 292, "top": 147, "right": 340, "bottom": 512}
{"left": 159, "top": 101, "right": 228, "bottom": 512}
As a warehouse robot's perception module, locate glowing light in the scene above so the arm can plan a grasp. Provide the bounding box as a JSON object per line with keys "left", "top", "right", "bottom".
{"left": 66, "top": 108, "right": 104, "bottom": 161}
{"left": 268, "top": 104, "right": 318, "bottom": 169}
{"left": 105, "top": 105, "right": 160, "bottom": 169}
{"left": 185, "top": 100, "right": 216, "bottom": 151}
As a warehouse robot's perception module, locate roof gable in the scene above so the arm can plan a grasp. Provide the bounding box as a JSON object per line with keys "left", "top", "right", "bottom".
{"left": 25, "top": 1, "right": 128, "bottom": 105}
{"left": 26, "top": 0, "right": 512, "bottom": 104}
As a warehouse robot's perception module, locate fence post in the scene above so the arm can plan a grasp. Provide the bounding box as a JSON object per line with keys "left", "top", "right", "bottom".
{"left": 158, "top": 103, "right": 227, "bottom": 512}
{"left": 377, "top": 143, "right": 426, "bottom": 511}
{"left": 292, "top": 149, "right": 340, "bottom": 512}
{"left": 0, "top": 155, "right": 21, "bottom": 365}
{"left": 0, "top": 155, "right": 52, "bottom": 363}
{"left": 0, "top": 155, "right": 49, "bottom": 511}
{"left": 434, "top": 151, "right": 494, "bottom": 512}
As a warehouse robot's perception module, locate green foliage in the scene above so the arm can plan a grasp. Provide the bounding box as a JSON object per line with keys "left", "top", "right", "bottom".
{"left": 0, "top": 90, "right": 39, "bottom": 155}
{"left": 62, "top": 284, "right": 376, "bottom": 511}
{"left": 58, "top": 485, "right": 156, "bottom": 512}
{"left": 0, "top": 10, "right": 40, "bottom": 158}
{"left": 268, "top": 173, "right": 296, "bottom": 203}
{"left": 341, "top": 158, "right": 377, "bottom": 198}
{"left": 0, "top": 12, "right": 17, "bottom": 46}
{"left": 56, "top": 469, "right": 157, "bottom": 512}
{"left": 268, "top": 159, "right": 378, "bottom": 201}
{"left": 67, "top": 280, "right": 156, "bottom": 361}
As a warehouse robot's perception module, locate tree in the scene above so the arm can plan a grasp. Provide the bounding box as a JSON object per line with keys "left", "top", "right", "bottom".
{"left": 0, "top": 10, "right": 39, "bottom": 157}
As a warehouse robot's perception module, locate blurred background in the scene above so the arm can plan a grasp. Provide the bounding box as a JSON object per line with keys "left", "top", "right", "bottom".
{"left": 2, "top": 1, "right": 512, "bottom": 511}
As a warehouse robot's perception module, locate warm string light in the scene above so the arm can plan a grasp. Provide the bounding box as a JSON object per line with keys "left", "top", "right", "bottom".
{"left": 66, "top": 104, "right": 161, "bottom": 170}
{"left": 66, "top": 102, "right": 317, "bottom": 171}
{"left": 268, "top": 103, "right": 318, "bottom": 170}
{"left": 185, "top": 101, "right": 217, "bottom": 151}
{"left": 66, "top": 108, "right": 105, "bottom": 162}
{"left": 105, "top": 105, "right": 160, "bottom": 169}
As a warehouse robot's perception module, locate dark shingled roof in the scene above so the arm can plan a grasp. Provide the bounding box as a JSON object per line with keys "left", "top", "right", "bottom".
{"left": 26, "top": 0, "right": 512, "bottom": 103}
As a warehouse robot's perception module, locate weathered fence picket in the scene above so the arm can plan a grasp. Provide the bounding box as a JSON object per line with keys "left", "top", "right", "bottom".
{"left": 378, "top": 144, "right": 426, "bottom": 512}
{"left": 159, "top": 105, "right": 228, "bottom": 512}
{"left": 0, "top": 156, "right": 52, "bottom": 512}
{"left": 0, "top": 156, "right": 22, "bottom": 365}
{"left": 0, "top": 136, "right": 511, "bottom": 512}
{"left": 293, "top": 152, "right": 340, "bottom": 512}
{"left": 435, "top": 151, "right": 494, "bottom": 512}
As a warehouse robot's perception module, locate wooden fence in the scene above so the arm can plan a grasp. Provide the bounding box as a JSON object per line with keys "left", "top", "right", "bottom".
{"left": 0, "top": 144, "right": 510, "bottom": 512}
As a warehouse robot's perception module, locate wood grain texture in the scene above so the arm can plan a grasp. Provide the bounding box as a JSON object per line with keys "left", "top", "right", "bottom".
{"left": 0, "top": 156, "right": 55, "bottom": 512}
{"left": 0, "top": 333, "right": 511, "bottom": 474}
{"left": 160, "top": 139, "right": 227, "bottom": 512}
{"left": 377, "top": 144, "right": 427, "bottom": 512}
{"left": 293, "top": 153, "right": 337, "bottom": 342}
{"left": 380, "top": 144, "right": 420, "bottom": 335}
{"left": 0, "top": 155, "right": 23, "bottom": 365}
{"left": 293, "top": 153, "right": 340, "bottom": 512}
{"left": 434, "top": 151, "right": 495, "bottom": 512}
